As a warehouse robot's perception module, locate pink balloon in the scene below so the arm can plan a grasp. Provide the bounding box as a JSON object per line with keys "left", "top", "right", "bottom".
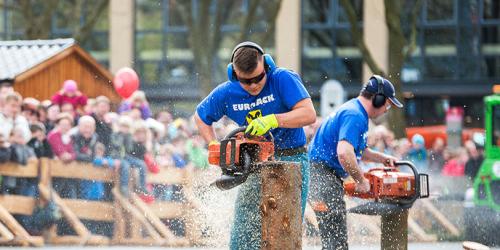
{"left": 113, "top": 67, "right": 139, "bottom": 99}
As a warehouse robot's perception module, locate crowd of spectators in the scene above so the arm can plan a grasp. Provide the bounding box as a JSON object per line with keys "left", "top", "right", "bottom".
{"left": 0, "top": 80, "right": 212, "bottom": 235}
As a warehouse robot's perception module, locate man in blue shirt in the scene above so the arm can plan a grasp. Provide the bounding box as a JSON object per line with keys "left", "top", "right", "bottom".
{"left": 195, "top": 41, "right": 316, "bottom": 250}
{"left": 308, "top": 75, "right": 402, "bottom": 250}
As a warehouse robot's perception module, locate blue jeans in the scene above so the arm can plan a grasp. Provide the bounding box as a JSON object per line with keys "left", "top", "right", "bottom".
{"left": 229, "top": 153, "right": 310, "bottom": 250}
{"left": 125, "top": 156, "right": 147, "bottom": 192}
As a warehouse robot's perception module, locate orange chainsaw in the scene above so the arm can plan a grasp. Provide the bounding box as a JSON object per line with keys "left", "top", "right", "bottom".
{"left": 344, "top": 161, "right": 429, "bottom": 214}
{"left": 208, "top": 127, "right": 274, "bottom": 190}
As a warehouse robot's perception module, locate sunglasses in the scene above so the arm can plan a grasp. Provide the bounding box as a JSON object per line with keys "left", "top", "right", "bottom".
{"left": 385, "top": 103, "right": 392, "bottom": 111}
{"left": 238, "top": 70, "right": 266, "bottom": 85}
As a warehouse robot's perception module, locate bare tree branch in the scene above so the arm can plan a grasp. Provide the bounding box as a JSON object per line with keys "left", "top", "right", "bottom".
{"left": 404, "top": 0, "right": 421, "bottom": 59}
{"left": 212, "top": 0, "right": 236, "bottom": 51}
{"left": 239, "top": 0, "right": 261, "bottom": 41}
{"left": 339, "top": 0, "right": 385, "bottom": 76}
{"left": 74, "top": 0, "right": 110, "bottom": 45}
{"left": 260, "top": 0, "right": 281, "bottom": 46}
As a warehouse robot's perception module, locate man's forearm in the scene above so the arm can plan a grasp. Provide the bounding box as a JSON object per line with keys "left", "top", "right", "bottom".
{"left": 361, "top": 148, "right": 385, "bottom": 163}
{"left": 339, "top": 151, "right": 365, "bottom": 183}
{"left": 194, "top": 112, "right": 216, "bottom": 143}
{"left": 275, "top": 98, "right": 316, "bottom": 128}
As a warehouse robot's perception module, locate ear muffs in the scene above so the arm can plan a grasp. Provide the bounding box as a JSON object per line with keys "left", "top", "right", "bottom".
{"left": 227, "top": 41, "right": 276, "bottom": 83}
{"left": 371, "top": 75, "right": 386, "bottom": 108}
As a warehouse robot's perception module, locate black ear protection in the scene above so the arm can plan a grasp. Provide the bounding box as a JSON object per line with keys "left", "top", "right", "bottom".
{"left": 227, "top": 41, "right": 276, "bottom": 83}
{"left": 371, "top": 75, "right": 386, "bottom": 108}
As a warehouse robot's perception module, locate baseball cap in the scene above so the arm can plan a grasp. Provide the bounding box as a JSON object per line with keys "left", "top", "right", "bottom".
{"left": 365, "top": 76, "right": 403, "bottom": 108}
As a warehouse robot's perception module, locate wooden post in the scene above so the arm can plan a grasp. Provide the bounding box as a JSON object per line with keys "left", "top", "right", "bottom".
{"left": 381, "top": 209, "right": 409, "bottom": 250}
{"left": 260, "top": 161, "right": 302, "bottom": 250}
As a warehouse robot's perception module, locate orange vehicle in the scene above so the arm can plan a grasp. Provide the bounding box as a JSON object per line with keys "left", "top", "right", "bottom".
{"left": 406, "top": 125, "right": 484, "bottom": 148}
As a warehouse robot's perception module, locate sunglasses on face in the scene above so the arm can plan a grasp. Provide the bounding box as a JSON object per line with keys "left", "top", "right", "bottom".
{"left": 385, "top": 103, "right": 392, "bottom": 111}
{"left": 238, "top": 70, "right": 266, "bottom": 85}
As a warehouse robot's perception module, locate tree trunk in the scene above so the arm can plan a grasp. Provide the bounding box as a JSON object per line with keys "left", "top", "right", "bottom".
{"left": 385, "top": 0, "right": 407, "bottom": 138}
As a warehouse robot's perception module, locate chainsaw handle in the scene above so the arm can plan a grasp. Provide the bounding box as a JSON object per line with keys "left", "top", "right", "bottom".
{"left": 224, "top": 127, "right": 246, "bottom": 140}
{"left": 223, "top": 127, "right": 274, "bottom": 142}
{"left": 392, "top": 160, "right": 420, "bottom": 205}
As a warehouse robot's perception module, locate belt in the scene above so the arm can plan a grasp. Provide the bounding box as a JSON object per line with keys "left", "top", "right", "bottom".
{"left": 275, "top": 146, "right": 306, "bottom": 157}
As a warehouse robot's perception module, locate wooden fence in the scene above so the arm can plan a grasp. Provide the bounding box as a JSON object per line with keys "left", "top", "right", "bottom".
{"left": 0, "top": 158, "right": 196, "bottom": 246}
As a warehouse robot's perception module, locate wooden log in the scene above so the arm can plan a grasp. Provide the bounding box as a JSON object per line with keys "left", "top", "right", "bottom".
{"left": 147, "top": 202, "right": 186, "bottom": 219}
{"left": 49, "top": 160, "right": 114, "bottom": 182}
{"left": 0, "top": 236, "right": 43, "bottom": 246}
{"left": 0, "top": 204, "right": 43, "bottom": 246}
{"left": 0, "top": 222, "right": 14, "bottom": 241}
{"left": 47, "top": 235, "right": 109, "bottom": 246}
{"left": 420, "top": 199, "right": 460, "bottom": 237}
{"left": 111, "top": 237, "right": 163, "bottom": 246}
{"left": 63, "top": 199, "right": 114, "bottom": 221}
{"left": 111, "top": 189, "right": 164, "bottom": 244}
{"left": 130, "top": 193, "right": 177, "bottom": 243}
{"left": 38, "top": 185, "right": 90, "bottom": 238}
{"left": 147, "top": 167, "right": 186, "bottom": 185}
{"left": 381, "top": 209, "right": 409, "bottom": 250}
{"left": 407, "top": 216, "right": 437, "bottom": 242}
{"left": 260, "top": 161, "right": 302, "bottom": 250}
{"left": 0, "top": 160, "right": 39, "bottom": 178}
{"left": 463, "top": 241, "right": 491, "bottom": 250}
{"left": 112, "top": 200, "right": 126, "bottom": 244}
{"left": 0, "top": 195, "right": 36, "bottom": 215}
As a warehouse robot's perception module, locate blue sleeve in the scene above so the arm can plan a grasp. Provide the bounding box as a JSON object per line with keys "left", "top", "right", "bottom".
{"left": 338, "top": 114, "right": 364, "bottom": 150}
{"left": 196, "top": 85, "right": 226, "bottom": 125}
{"left": 277, "top": 70, "right": 310, "bottom": 110}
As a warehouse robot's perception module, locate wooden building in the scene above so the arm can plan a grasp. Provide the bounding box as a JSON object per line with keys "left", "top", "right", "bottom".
{"left": 0, "top": 38, "right": 120, "bottom": 103}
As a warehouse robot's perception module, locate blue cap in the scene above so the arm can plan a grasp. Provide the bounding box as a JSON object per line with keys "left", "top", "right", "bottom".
{"left": 365, "top": 76, "right": 403, "bottom": 108}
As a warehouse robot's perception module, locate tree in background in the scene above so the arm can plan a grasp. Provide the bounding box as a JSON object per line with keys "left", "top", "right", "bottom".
{"left": 340, "top": 0, "right": 421, "bottom": 138}
{"left": 175, "top": 0, "right": 282, "bottom": 96}
{"left": 0, "top": 0, "right": 109, "bottom": 47}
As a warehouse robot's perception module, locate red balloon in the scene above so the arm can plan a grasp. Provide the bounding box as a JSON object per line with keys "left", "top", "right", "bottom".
{"left": 113, "top": 67, "right": 139, "bottom": 99}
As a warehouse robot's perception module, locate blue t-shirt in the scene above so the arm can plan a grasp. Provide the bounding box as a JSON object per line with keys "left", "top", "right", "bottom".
{"left": 196, "top": 68, "right": 310, "bottom": 150}
{"left": 308, "top": 98, "right": 369, "bottom": 178}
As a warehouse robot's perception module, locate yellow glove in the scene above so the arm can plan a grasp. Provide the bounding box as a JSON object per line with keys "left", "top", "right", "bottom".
{"left": 245, "top": 114, "right": 279, "bottom": 136}
{"left": 208, "top": 140, "right": 218, "bottom": 146}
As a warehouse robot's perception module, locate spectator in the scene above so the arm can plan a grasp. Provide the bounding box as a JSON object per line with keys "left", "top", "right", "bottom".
{"left": 0, "top": 92, "right": 31, "bottom": 143}
{"left": 84, "top": 98, "right": 96, "bottom": 115}
{"left": 128, "top": 121, "right": 154, "bottom": 203}
{"left": 22, "top": 97, "right": 40, "bottom": 124}
{"left": 428, "top": 137, "right": 446, "bottom": 175}
{"left": 2, "top": 126, "right": 37, "bottom": 194}
{"left": 47, "top": 113, "right": 76, "bottom": 163}
{"left": 91, "top": 143, "right": 130, "bottom": 198}
{"left": 118, "top": 91, "right": 152, "bottom": 120}
{"left": 60, "top": 103, "right": 76, "bottom": 120}
{"left": 408, "top": 133, "right": 428, "bottom": 172}
{"left": 185, "top": 132, "right": 208, "bottom": 169}
{"left": 45, "top": 104, "right": 60, "bottom": 133}
{"left": 51, "top": 79, "right": 88, "bottom": 114}
{"left": 90, "top": 96, "right": 113, "bottom": 153}
{"left": 9, "top": 126, "right": 37, "bottom": 165}
{"left": 464, "top": 140, "right": 484, "bottom": 182}
{"left": 442, "top": 147, "right": 468, "bottom": 177}
{"left": 72, "top": 116, "right": 98, "bottom": 163}
{"left": 27, "top": 123, "right": 54, "bottom": 158}
{"left": 0, "top": 134, "right": 11, "bottom": 163}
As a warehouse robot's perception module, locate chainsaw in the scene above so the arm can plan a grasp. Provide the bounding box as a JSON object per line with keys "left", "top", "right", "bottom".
{"left": 344, "top": 161, "right": 429, "bottom": 214}
{"left": 208, "top": 127, "right": 274, "bottom": 190}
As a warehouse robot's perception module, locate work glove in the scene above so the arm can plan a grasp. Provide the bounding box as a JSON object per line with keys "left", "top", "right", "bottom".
{"left": 245, "top": 114, "right": 279, "bottom": 136}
